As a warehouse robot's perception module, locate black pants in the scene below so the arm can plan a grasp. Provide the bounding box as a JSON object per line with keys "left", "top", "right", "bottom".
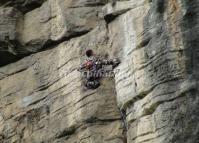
{"left": 85, "top": 80, "right": 100, "bottom": 89}
{"left": 84, "top": 70, "right": 101, "bottom": 89}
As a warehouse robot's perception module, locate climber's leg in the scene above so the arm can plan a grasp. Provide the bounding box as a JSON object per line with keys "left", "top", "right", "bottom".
{"left": 83, "top": 70, "right": 102, "bottom": 89}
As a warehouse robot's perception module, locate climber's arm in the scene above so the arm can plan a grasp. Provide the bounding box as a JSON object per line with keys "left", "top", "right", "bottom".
{"left": 101, "top": 58, "right": 120, "bottom": 68}
{"left": 101, "top": 59, "right": 113, "bottom": 65}
{"left": 77, "top": 63, "right": 86, "bottom": 71}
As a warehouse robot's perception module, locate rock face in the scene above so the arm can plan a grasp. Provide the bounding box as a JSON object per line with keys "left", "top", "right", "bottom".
{"left": 0, "top": 0, "right": 105, "bottom": 66}
{"left": 0, "top": 24, "right": 125, "bottom": 143}
{"left": 0, "top": 0, "right": 199, "bottom": 143}
{"left": 0, "top": 0, "right": 46, "bottom": 13}
{"left": 107, "top": 0, "right": 199, "bottom": 142}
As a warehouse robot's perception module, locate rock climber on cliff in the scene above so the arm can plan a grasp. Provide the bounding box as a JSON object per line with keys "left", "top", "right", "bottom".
{"left": 77, "top": 49, "right": 120, "bottom": 89}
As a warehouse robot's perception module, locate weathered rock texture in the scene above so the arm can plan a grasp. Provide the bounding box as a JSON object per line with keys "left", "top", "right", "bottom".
{"left": 107, "top": 0, "right": 199, "bottom": 142}
{"left": 1, "top": 0, "right": 199, "bottom": 143}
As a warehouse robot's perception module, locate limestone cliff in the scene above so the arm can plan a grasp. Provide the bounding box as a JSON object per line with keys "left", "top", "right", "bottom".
{"left": 0, "top": 0, "right": 199, "bottom": 143}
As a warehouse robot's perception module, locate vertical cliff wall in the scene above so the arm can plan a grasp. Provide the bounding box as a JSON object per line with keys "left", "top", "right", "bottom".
{"left": 0, "top": 0, "right": 199, "bottom": 143}
{"left": 106, "top": 0, "right": 199, "bottom": 142}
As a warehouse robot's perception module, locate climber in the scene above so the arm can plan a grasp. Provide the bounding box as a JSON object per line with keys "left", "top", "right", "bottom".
{"left": 77, "top": 49, "right": 120, "bottom": 89}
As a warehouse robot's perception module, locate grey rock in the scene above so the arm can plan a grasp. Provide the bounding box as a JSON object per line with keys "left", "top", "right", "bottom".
{"left": 0, "top": 0, "right": 104, "bottom": 66}
{"left": 0, "top": 23, "right": 125, "bottom": 142}
{"left": 1, "top": 0, "right": 199, "bottom": 143}
{"left": 108, "top": 0, "right": 199, "bottom": 142}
